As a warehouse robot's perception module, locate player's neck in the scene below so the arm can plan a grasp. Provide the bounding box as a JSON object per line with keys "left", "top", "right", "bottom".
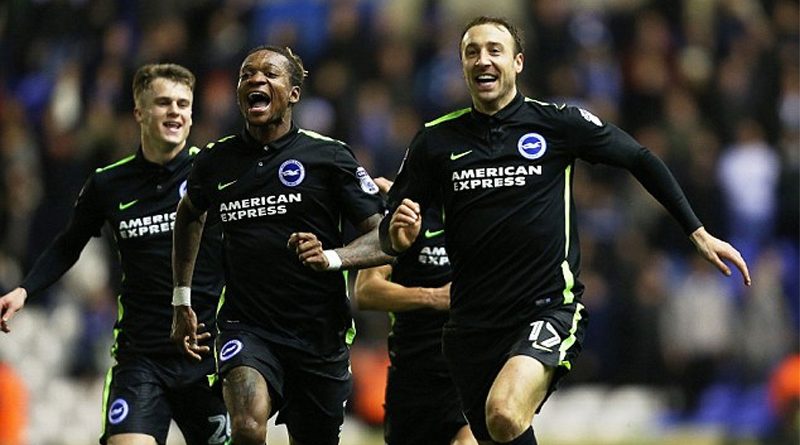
{"left": 246, "top": 116, "right": 292, "bottom": 145}
{"left": 141, "top": 140, "right": 184, "bottom": 165}
{"left": 473, "top": 87, "right": 518, "bottom": 116}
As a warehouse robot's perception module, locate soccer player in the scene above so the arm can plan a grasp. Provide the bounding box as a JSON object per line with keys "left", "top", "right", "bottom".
{"left": 170, "top": 45, "right": 385, "bottom": 445}
{"left": 0, "top": 64, "right": 229, "bottom": 445}
{"left": 378, "top": 16, "right": 752, "bottom": 445}
{"left": 354, "top": 178, "right": 476, "bottom": 445}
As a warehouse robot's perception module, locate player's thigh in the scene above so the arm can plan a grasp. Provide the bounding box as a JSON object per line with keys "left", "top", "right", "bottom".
{"left": 485, "top": 355, "right": 555, "bottom": 423}
{"left": 507, "top": 300, "right": 589, "bottom": 411}
{"left": 216, "top": 329, "right": 284, "bottom": 425}
{"left": 222, "top": 365, "right": 271, "bottom": 424}
{"left": 106, "top": 433, "right": 157, "bottom": 445}
{"left": 100, "top": 360, "right": 172, "bottom": 444}
{"left": 170, "top": 381, "right": 230, "bottom": 445}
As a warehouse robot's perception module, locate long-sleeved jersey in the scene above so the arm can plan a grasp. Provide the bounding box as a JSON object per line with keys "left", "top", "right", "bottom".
{"left": 22, "top": 148, "right": 224, "bottom": 356}
{"left": 187, "top": 126, "right": 384, "bottom": 358}
{"left": 381, "top": 93, "right": 701, "bottom": 329}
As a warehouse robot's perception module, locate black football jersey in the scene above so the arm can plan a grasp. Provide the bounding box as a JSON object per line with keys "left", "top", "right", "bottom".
{"left": 23, "top": 147, "right": 224, "bottom": 356}
{"left": 382, "top": 93, "right": 701, "bottom": 329}
{"left": 187, "top": 125, "right": 385, "bottom": 357}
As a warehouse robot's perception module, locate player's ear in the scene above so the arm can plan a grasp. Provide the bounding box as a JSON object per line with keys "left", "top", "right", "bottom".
{"left": 289, "top": 86, "right": 301, "bottom": 105}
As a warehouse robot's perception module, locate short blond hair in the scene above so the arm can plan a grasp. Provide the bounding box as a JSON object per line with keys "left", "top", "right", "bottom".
{"left": 132, "top": 63, "right": 195, "bottom": 106}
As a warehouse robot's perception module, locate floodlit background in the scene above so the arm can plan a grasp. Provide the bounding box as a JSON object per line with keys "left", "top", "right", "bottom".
{"left": 0, "top": 0, "right": 798, "bottom": 444}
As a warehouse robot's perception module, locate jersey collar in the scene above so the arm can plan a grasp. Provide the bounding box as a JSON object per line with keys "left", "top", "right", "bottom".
{"left": 134, "top": 146, "right": 190, "bottom": 172}
{"left": 470, "top": 91, "right": 524, "bottom": 123}
{"left": 241, "top": 123, "right": 300, "bottom": 152}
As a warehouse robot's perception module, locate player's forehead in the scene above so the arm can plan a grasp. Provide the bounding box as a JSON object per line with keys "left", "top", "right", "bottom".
{"left": 461, "top": 23, "right": 515, "bottom": 50}
{"left": 240, "top": 50, "right": 289, "bottom": 72}
{"left": 143, "top": 77, "right": 192, "bottom": 100}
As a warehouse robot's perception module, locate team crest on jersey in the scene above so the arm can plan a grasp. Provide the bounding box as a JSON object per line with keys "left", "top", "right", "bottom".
{"left": 219, "top": 339, "right": 243, "bottom": 361}
{"left": 108, "top": 398, "right": 129, "bottom": 425}
{"left": 579, "top": 108, "right": 603, "bottom": 127}
{"left": 279, "top": 159, "right": 305, "bottom": 187}
{"left": 355, "top": 167, "right": 379, "bottom": 195}
{"left": 178, "top": 180, "right": 187, "bottom": 198}
{"left": 518, "top": 133, "right": 547, "bottom": 160}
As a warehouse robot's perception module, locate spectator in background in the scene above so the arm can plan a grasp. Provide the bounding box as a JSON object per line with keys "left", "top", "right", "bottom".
{"left": 661, "top": 256, "right": 737, "bottom": 415}
{"left": 717, "top": 118, "right": 780, "bottom": 267}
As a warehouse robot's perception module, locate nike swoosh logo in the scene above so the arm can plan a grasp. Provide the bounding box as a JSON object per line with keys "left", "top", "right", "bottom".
{"left": 450, "top": 150, "right": 473, "bottom": 161}
{"left": 531, "top": 342, "right": 553, "bottom": 352}
{"left": 217, "top": 180, "right": 237, "bottom": 190}
{"left": 118, "top": 200, "right": 138, "bottom": 211}
{"left": 424, "top": 229, "right": 444, "bottom": 239}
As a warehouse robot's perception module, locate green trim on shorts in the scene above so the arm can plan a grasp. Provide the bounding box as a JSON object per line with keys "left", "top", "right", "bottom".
{"left": 558, "top": 302, "right": 585, "bottom": 369}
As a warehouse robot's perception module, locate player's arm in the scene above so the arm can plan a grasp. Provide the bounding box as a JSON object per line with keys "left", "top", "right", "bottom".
{"left": 1, "top": 177, "right": 101, "bottom": 333}
{"left": 289, "top": 214, "right": 394, "bottom": 271}
{"left": 354, "top": 264, "right": 450, "bottom": 312}
{"left": 289, "top": 145, "right": 396, "bottom": 271}
{"left": 171, "top": 194, "right": 210, "bottom": 360}
{"left": 568, "top": 108, "right": 750, "bottom": 285}
{"left": 0, "top": 223, "right": 93, "bottom": 333}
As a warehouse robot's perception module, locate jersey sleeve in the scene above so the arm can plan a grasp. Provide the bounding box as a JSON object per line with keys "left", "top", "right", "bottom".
{"left": 379, "top": 130, "right": 437, "bottom": 254}
{"left": 331, "top": 145, "right": 385, "bottom": 224}
{"left": 560, "top": 105, "right": 702, "bottom": 234}
{"left": 186, "top": 145, "right": 214, "bottom": 212}
{"left": 20, "top": 174, "right": 105, "bottom": 297}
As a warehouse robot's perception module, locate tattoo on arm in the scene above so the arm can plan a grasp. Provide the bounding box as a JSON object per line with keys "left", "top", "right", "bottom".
{"left": 340, "top": 227, "right": 394, "bottom": 270}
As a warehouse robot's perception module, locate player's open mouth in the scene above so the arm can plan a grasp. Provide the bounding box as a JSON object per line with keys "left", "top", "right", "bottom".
{"left": 163, "top": 121, "right": 182, "bottom": 130}
{"left": 247, "top": 91, "right": 271, "bottom": 112}
{"left": 475, "top": 74, "right": 498, "bottom": 90}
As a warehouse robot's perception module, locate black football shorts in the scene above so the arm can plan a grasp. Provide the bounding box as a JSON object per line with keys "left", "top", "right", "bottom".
{"left": 100, "top": 353, "right": 229, "bottom": 444}
{"left": 216, "top": 326, "right": 351, "bottom": 445}
{"left": 442, "top": 301, "right": 589, "bottom": 441}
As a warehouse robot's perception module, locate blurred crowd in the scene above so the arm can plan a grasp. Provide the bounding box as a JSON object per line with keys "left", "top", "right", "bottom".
{"left": 0, "top": 0, "right": 798, "bottom": 442}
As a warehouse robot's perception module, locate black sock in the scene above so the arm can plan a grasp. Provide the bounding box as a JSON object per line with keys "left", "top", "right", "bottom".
{"left": 497, "top": 426, "right": 536, "bottom": 445}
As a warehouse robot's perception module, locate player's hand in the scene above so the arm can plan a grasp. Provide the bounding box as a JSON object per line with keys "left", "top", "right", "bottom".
{"left": 0, "top": 287, "right": 27, "bottom": 334}
{"left": 373, "top": 177, "right": 394, "bottom": 195}
{"left": 389, "top": 199, "right": 421, "bottom": 253}
{"left": 288, "top": 232, "right": 329, "bottom": 271}
{"left": 690, "top": 227, "right": 751, "bottom": 286}
{"left": 428, "top": 282, "right": 451, "bottom": 311}
{"left": 171, "top": 305, "right": 210, "bottom": 361}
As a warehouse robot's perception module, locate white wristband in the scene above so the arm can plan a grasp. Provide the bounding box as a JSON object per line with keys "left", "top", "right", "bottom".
{"left": 322, "top": 249, "right": 342, "bottom": 271}
{"left": 172, "top": 286, "right": 192, "bottom": 306}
